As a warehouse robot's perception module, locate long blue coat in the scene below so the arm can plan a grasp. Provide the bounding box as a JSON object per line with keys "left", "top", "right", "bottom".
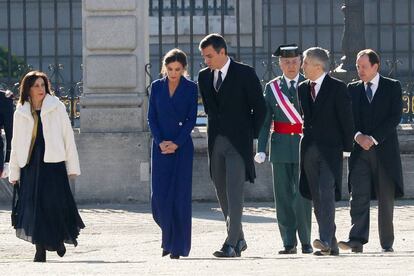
{"left": 147, "top": 76, "right": 198, "bottom": 257}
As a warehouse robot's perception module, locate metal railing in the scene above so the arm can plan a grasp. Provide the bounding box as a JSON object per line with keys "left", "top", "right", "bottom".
{"left": 149, "top": 0, "right": 234, "bottom": 16}
{"left": 0, "top": 63, "right": 82, "bottom": 127}
{"left": 0, "top": 0, "right": 82, "bottom": 126}
{"left": 145, "top": 0, "right": 414, "bottom": 125}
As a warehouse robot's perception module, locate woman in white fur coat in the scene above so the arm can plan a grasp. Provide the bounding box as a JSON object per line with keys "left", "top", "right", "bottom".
{"left": 9, "top": 71, "right": 84, "bottom": 262}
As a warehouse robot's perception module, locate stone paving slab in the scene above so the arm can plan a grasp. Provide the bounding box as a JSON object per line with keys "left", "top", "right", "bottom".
{"left": 0, "top": 201, "right": 414, "bottom": 275}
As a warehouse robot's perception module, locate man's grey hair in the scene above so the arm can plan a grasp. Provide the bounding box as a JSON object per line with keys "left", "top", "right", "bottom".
{"left": 303, "top": 47, "right": 330, "bottom": 72}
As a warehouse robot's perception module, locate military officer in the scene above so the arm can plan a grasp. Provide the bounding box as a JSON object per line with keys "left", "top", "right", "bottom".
{"left": 255, "top": 44, "right": 312, "bottom": 254}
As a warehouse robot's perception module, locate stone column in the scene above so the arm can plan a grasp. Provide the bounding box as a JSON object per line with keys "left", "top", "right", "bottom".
{"left": 76, "top": 0, "right": 150, "bottom": 202}
{"left": 332, "top": 0, "right": 365, "bottom": 83}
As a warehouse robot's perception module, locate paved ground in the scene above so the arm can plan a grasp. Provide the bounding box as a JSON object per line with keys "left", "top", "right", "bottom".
{"left": 0, "top": 201, "right": 414, "bottom": 275}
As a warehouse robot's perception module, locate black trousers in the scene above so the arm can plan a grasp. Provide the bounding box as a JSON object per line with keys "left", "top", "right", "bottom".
{"left": 211, "top": 135, "right": 245, "bottom": 247}
{"left": 348, "top": 148, "right": 395, "bottom": 248}
{"left": 303, "top": 144, "right": 337, "bottom": 249}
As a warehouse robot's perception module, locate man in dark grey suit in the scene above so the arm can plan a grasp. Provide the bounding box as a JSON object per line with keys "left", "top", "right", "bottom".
{"left": 298, "top": 47, "right": 354, "bottom": 256}
{"left": 339, "top": 49, "right": 404, "bottom": 253}
{"left": 198, "top": 33, "right": 266, "bottom": 257}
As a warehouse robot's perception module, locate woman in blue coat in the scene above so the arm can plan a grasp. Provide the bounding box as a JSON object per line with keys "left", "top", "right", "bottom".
{"left": 148, "top": 48, "right": 198, "bottom": 259}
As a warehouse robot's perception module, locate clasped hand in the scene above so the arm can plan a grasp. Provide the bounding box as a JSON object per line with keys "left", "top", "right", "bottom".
{"left": 159, "top": 141, "right": 178, "bottom": 154}
{"left": 356, "top": 134, "right": 374, "bottom": 151}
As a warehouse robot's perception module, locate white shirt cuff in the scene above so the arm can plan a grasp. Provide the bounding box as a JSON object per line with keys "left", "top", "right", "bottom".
{"left": 370, "top": 136, "right": 378, "bottom": 145}
{"left": 354, "top": 131, "right": 362, "bottom": 142}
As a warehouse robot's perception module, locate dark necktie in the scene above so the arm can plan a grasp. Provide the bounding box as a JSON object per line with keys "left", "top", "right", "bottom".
{"left": 310, "top": 82, "right": 317, "bottom": 102}
{"left": 289, "top": 80, "right": 296, "bottom": 93}
{"left": 366, "top": 82, "right": 373, "bottom": 102}
{"left": 215, "top": 70, "right": 222, "bottom": 91}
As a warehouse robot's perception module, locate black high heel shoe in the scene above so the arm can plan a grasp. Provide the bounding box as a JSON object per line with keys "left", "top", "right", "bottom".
{"left": 57, "top": 243, "right": 66, "bottom": 257}
{"left": 34, "top": 244, "right": 46, "bottom": 262}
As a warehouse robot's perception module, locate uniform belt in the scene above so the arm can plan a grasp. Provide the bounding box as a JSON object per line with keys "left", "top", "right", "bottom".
{"left": 273, "top": 121, "right": 302, "bottom": 135}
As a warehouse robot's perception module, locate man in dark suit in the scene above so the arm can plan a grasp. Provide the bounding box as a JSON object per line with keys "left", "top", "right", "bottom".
{"left": 0, "top": 89, "right": 14, "bottom": 178}
{"left": 198, "top": 33, "right": 266, "bottom": 257}
{"left": 338, "top": 49, "right": 404, "bottom": 253}
{"left": 298, "top": 47, "right": 354, "bottom": 256}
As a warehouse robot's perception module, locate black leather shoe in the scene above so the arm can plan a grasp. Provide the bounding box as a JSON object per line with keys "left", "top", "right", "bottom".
{"left": 162, "top": 250, "right": 169, "bottom": 257}
{"left": 170, "top": 254, "right": 180, "bottom": 259}
{"left": 330, "top": 248, "right": 339, "bottom": 256}
{"left": 57, "top": 243, "right": 66, "bottom": 257}
{"left": 235, "top": 239, "right": 247, "bottom": 257}
{"left": 34, "top": 244, "right": 46, "bottom": 262}
{"left": 313, "top": 249, "right": 339, "bottom": 256}
{"left": 213, "top": 244, "right": 236, "bottom": 258}
{"left": 301, "top": 244, "right": 313, "bottom": 254}
{"left": 278, "top": 246, "right": 297, "bottom": 254}
{"left": 338, "top": 240, "right": 363, "bottom": 253}
{"left": 382, "top": 247, "right": 394, "bottom": 253}
{"left": 352, "top": 246, "right": 363, "bottom": 253}
{"left": 313, "top": 239, "right": 330, "bottom": 255}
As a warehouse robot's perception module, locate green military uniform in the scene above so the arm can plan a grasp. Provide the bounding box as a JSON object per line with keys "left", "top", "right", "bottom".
{"left": 257, "top": 73, "right": 312, "bottom": 249}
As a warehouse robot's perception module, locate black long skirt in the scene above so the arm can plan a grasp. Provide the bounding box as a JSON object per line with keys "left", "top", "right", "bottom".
{"left": 15, "top": 110, "right": 85, "bottom": 251}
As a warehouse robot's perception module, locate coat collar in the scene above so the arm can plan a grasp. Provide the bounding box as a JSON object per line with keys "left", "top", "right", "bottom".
{"left": 16, "top": 94, "right": 60, "bottom": 119}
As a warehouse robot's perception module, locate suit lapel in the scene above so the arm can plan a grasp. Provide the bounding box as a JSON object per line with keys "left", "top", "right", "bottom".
{"left": 203, "top": 69, "right": 219, "bottom": 108}
{"left": 372, "top": 76, "right": 385, "bottom": 103}
{"left": 301, "top": 79, "right": 311, "bottom": 116}
{"left": 161, "top": 78, "right": 180, "bottom": 120}
{"left": 352, "top": 81, "right": 364, "bottom": 129}
{"left": 207, "top": 70, "right": 214, "bottom": 94}
{"left": 355, "top": 81, "right": 364, "bottom": 103}
{"left": 279, "top": 77, "right": 289, "bottom": 94}
{"left": 370, "top": 75, "right": 386, "bottom": 115}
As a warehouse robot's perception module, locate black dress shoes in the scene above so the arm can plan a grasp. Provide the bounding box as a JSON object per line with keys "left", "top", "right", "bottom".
{"left": 278, "top": 246, "right": 297, "bottom": 254}
{"left": 162, "top": 250, "right": 170, "bottom": 257}
{"left": 34, "top": 244, "right": 46, "bottom": 262}
{"left": 313, "top": 239, "right": 331, "bottom": 256}
{"left": 213, "top": 244, "right": 236, "bottom": 258}
{"left": 57, "top": 243, "right": 66, "bottom": 257}
{"left": 235, "top": 239, "right": 247, "bottom": 257}
{"left": 338, "top": 240, "right": 363, "bottom": 253}
{"left": 170, "top": 254, "right": 180, "bottom": 259}
{"left": 382, "top": 247, "right": 394, "bottom": 253}
{"left": 313, "top": 248, "right": 339, "bottom": 256}
{"left": 301, "top": 244, "right": 313, "bottom": 254}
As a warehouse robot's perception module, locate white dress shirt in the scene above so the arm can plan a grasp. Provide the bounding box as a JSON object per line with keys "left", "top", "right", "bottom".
{"left": 311, "top": 72, "right": 327, "bottom": 98}
{"left": 214, "top": 57, "right": 231, "bottom": 89}
{"left": 283, "top": 74, "right": 300, "bottom": 89}
{"left": 354, "top": 72, "right": 381, "bottom": 145}
{"left": 364, "top": 72, "right": 380, "bottom": 99}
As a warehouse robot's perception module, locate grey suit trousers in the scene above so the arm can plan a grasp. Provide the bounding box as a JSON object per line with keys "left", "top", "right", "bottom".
{"left": 211, "top": 135, "right": 245, "bottom": 247}
{"left": 303, "top": 144, "right": 337, "bottom": 249}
